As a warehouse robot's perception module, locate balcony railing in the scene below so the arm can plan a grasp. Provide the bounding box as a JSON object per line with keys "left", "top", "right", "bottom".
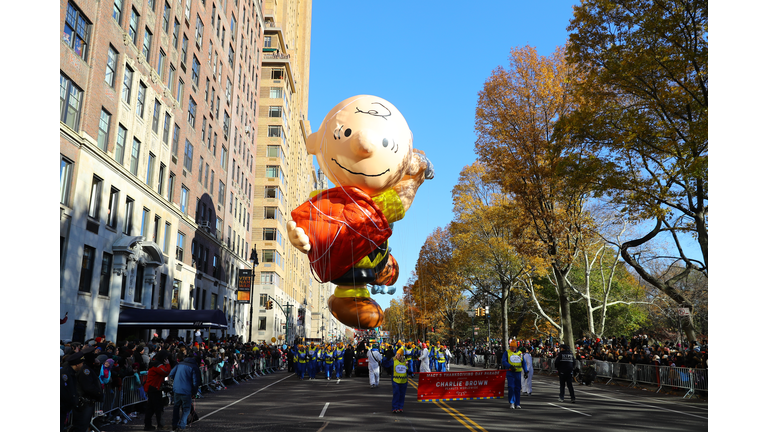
{"left": 263, "top": 53, "right": 290, "bottom": 61}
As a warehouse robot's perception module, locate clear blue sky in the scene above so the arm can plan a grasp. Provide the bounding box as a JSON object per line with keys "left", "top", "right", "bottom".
{"left": 306, "top": 1, "right": 579, "bottom": 310}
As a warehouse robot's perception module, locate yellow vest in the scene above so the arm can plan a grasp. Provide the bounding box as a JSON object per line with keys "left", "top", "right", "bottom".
{"left": 507, "top": 349, "right": 523, "bottom": 372}
{"left": 393, "top": 359, "right": 408, "bottom": 384}
{"left": 298, "top": 349, "right": 308, "bottom": 363}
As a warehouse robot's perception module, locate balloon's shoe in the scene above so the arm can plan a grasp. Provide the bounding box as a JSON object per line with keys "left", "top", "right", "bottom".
{"left": 328, "top": 287, "right": 384, "bottom": 329}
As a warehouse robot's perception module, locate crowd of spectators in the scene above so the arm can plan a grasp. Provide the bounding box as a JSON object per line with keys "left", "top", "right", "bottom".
{"left": 60, "top": 332, "right": 289, "bottom": 427}
{"left": 447, "top": 334, "right": 708, "bottom": 370}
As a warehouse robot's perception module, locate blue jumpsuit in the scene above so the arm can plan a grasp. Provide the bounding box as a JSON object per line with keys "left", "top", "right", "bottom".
{"left": 334, "top": 347, "right": 345, "bottom": 379}
{"left": 502, "top": 348, "right": 528, "bottom": 408}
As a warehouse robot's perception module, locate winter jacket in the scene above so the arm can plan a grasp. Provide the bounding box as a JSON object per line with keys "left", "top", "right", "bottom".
{"left": 169, "top": 357, "right": 201, "bottom": 395}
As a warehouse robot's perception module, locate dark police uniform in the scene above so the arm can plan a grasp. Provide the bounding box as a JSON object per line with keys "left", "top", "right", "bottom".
{"left": 60, "top": 353, "right": 83, "bottom": 431}
{"left": 554, "top": 345, "right": 576, "bottom": 403}
{"left": 72, "top": 348, "right": 104, "bottom": 432}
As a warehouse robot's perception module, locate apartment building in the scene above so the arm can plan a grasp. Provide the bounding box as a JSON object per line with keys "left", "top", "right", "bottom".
{"left": 60, "top": 0, "right": 265, "bottom": 343}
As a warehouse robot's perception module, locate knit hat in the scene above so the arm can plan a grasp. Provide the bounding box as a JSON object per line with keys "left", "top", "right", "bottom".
{"left": 509, "top": 339, "right": 518, "bottom": 349}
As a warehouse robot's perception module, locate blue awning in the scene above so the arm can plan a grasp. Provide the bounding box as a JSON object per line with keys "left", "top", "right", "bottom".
{"left": 118, "top": 309, "right": 228, "bottom": 329}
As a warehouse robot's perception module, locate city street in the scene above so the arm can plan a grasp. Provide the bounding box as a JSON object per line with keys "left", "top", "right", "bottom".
{"left": 97, "top": 364, "right": 707, "bottom": 431}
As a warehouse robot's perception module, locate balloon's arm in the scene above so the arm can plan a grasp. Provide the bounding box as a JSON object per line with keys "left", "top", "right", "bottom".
{"left": 287, "top": 221, "right": 311, "bottom": 254}
{"left": 394, "top": 150, "right": 434, "bottom": 213}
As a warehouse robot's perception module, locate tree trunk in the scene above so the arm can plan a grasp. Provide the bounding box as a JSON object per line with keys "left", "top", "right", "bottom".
{"left": 554, "top": 266, "right": 575, "bottom": 350}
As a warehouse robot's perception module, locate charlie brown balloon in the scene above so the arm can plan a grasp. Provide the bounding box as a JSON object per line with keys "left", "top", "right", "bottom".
{"left": 287, "top": 95, "right": 434, "bottom": 329}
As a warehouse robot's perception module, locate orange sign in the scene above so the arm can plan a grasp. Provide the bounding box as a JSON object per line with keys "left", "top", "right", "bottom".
{"left": 236, "top": 290, "right": 251, "bottom": 302}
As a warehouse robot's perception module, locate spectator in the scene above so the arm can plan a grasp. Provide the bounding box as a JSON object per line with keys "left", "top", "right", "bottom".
{"left": 143, "top": 351, "right": 172, "bottom": 431}
{"left": 169, "top": 351, "right": 202, "bottom": 431}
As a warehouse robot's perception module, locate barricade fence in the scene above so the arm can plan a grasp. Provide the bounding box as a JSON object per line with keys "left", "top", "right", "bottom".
{"left": 80, "top": 357, "right": 275, "bottom": 430}
{"left": 528, "top": 357, "right": 706, "bottom": 398}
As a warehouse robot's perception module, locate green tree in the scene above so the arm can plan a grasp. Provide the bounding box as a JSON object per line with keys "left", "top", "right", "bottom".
{"left": 561, "top": 0, "right": 707, "bottom": 344}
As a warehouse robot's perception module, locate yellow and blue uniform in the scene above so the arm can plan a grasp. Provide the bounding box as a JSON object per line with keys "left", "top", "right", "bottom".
{"left": 502, "top": 341, "right": 529, "bottom": 408}
{"left": 436, "top": 347, "right": 447, "bottom": 372}
{"left": 296, "top": 346, "right": 308, "bottom": 380}
{"left": 383, "top": 350, "right": 409, "bottom": 413}
{"left": 307, "top": 345, "right": 318, "bottom": 379}
{"left": 334, "top": 345, "right": 345, "bottom": 379}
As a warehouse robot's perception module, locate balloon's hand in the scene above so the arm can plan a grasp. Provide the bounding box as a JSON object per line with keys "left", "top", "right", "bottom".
{"left": 287, "top": 221, "right": 311, "bottom": 253}
{"left": 394, "top": 150, "right": 433, "bottom": 213}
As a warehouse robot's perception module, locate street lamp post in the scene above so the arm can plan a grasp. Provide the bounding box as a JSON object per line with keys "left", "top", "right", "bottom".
{"left": 248, "top": 248, "right": 259, "bottom": 343}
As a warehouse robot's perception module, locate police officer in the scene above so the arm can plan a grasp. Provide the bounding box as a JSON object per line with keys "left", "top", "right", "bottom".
{"left": 555, "top": 344, "right": 576, "bottom": 403}
{"left": 60, "top": 351, "right": 84, "bottom": 431}
{"left": 72, "top": 345, "right": 103, "bottom": 432}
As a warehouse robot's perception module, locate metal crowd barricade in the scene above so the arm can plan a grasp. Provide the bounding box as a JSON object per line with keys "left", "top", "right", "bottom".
{"left": 120, "top": 373, "right": 148, "bottom": 413}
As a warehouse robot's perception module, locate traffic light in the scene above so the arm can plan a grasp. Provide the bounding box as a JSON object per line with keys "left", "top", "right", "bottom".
{"left": 485, "top": 306, "right": 490, "bottom": 316}
{"left": 266, "top": 300, "right": 273, "bottom": 310}
{"left": 479, "top": 307, "right": 486, "bottom": 317}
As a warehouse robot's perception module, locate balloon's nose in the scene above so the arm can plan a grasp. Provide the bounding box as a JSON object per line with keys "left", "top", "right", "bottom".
{"left": 350, "top": 129, "right": 376, "bottom": 158}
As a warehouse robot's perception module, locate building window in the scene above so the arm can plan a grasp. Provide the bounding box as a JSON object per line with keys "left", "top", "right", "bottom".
{"left": 97, "top": 109, "right": 111, "bottom": 151}
{"left": 181, "top": 34, "right": 189, "bottom": 65}
{"left": 79, "top": 245, "right": 96, "bottom": 292}
{"left": 99, "top": 252, "right": 112, "bottom": 296}
{"left": 268, "top": 106, "right": 282, "bottom": 118}
{"left": 87, "top": 176, "right": 102, "bottom": 219}
{"left": 105, "top": 46, "right": 118, "bottom": 87}
{"left": 264, "top": 185, "right": 278, "bottom": 200}
{"left": 264, "top": 207, "right": 277, "bottom": 219}
{"left": 136, "top": 81, "right": 147, "bottom": 117}
{"left": 271, "top": 68, "right": 284, "bottom": 80}
{"left": 142, "top": 27, "right": 153, "bottom": 61}
{"left": 115, "top": 124, "right": 127, "bottom": 164}
{"left": 218, "top": 181, "right": 225, "bottom": 205}
{"left": 162, "top": 1, "right": 171, "bottom": 32}
{"left": 129, "top": 8, "right": 139, "bottom": 45}
{"left": 123, "top": 196, "right": 134, "bottom": 235}
{"left": 191, "top": 55, "right": 200, "bottom": 87}
{"left": 173, "top": 19, "right": 180, "bottom": 48}
{"left": 263, "top": 227, "right": 277, "bottom": 241}
{"left": 163, "top": 113, "right": 171, "bottom": 144}
{"left": 269, "top": 87, "right": 282, "bottom": 99}
{"left": 264, "top": 36, "right": 272, "bottom": 48}
{"left": 267, "top": 125, "right": 281, "bottom": 138}
{"left": 158, "top": 163, "right": 166, "bottom": 195}
{"left": 210, "top": 293, "right": 218, "bottom": 310}
{"left": 148, "top": 0, "right": 156, "bottom": 11}
{"left": 261, "top": 272, "right": 276, "bottom": 285}
{"left": 183, "top": 140, "right": 194, "bottom": 171}
{"left": 60, "top": 73, "right": 83, "bottom": 130}
{"left": 141, "top": 207, "right": 150, "bottom": 237}
{"left": 258, "top": 316, "right": 267, "bottom": 331}
{"left": 130, "top": 138, "right": 140, "bottom": 175}
{"left": 153, "top": 215, "right": 161, "bottom": 243}
{"left": 176, "top": 231, "right": 185, "bottom": 261}
{"left": 266, "top": 145, "right": 281, "bottom": 158}
{"left": 122, "top": 65, "right": 133, "bottom": 103}
{"left": 265, "top": 165, "right": 280, "bottom": 179}
{"left": 167, "top": 63, "right": 176, "bottom": 90}
{"left": 167, "top": 172, "right": 175, "bottom": 202}
{"left": 146, "top": 152, "right": 156, "bottom": 186}
{"left": 107, "top": 187, "right": 119, "bottom": 228}
{"left": 63, "top": 2, "right": 91, "bottom": 60}
{"left": 223, "top": 111, "right": 230, "bottom": 138}
{"left": 152, "top": 99, "right": 161, "bottom": 132}
{"left": 187, "top": 96, "right": 196, "bottom": 126}
{"left": 195, "top": 15, "right": 204, "bottom": 47}
{"left": 180, "top": 186, "right": 189, "bottom": 213}
{"left": 112, "top": 0, "right": 123, "bottom": 23}
{"left": 172, "top": 279, "right": 181, "bottom": 309}
{"left": 60, "top": 156, "right": 74, "bottom": 205}
{"left": 157, "top": 49, "right": 166, "bottom": 79}
{"left": 198, "top": 156, "right": 204, "bottom": 182}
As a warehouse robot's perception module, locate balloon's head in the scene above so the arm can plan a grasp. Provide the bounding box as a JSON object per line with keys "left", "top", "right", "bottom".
{"left": 306, "top": 95, "right": 420, "bottom": 196}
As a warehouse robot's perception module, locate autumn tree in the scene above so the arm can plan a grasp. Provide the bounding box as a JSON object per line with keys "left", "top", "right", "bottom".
{"left": 561, "top": 0, "right": 707, "bottom": 344}
{"left": 411, "top": 227, "right": 466, "bottom": 343}
{"left": 475, "top": 45, "right": 591, "bottom": 350}
{"left": 450, "top": 162, "right": 542, "bottom": 346}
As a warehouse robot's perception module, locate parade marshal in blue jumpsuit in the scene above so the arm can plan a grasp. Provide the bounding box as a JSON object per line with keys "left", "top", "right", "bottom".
{"left": 501, "top": 339, "right": 528, "bottom": 409}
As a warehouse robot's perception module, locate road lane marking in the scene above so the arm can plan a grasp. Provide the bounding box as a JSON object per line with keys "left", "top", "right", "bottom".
{"left": 433, "top": 400, "right": 476, "bottom": 431}
{"left": 547, "top": 402, "right": 592, "bottom": 416}
{"left": 197, "top": 374, "right": 294, "bottom": 421}
{"left": 319, "top": 402, "right": 330, "bottom": 418}
{"left": 579, "top": 390, "right": 708, "bottom": 420}
{"left": 438, "top": 400, "right": 488, "bottom": 432}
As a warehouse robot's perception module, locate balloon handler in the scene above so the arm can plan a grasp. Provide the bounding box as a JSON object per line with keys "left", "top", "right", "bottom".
{"left": 287, "top": 95, "right": 434, "bottom": 329}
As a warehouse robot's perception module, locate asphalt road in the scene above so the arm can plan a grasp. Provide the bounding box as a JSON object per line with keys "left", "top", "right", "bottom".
{"left": 95, "top": 364, "right": 708, "bottom": 431}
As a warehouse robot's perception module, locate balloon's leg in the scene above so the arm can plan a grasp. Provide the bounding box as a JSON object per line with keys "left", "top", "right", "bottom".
{"left": 328, "top": 286, "right": 384, "bottom": 329}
